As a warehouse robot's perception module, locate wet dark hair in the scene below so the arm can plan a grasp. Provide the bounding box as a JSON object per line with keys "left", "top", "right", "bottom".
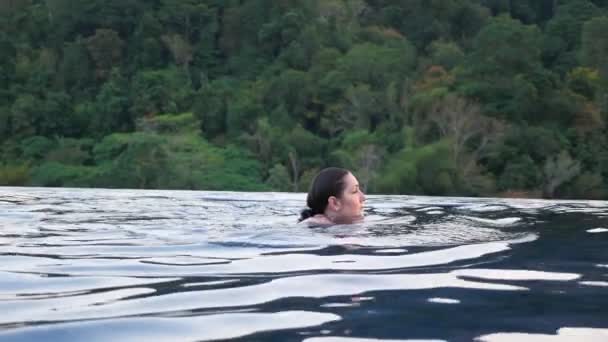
{"left": 299, "top": 167, "right": 350, "bottom": 222}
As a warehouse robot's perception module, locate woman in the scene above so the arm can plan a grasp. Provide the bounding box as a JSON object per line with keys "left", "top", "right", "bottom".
{"left": 299, "top": 167, "right": 366, "bottom": 225}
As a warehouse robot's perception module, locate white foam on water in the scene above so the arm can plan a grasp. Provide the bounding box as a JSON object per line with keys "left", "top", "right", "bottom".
{"left": 463, "top": 216, "right": 521, "bottom": 226}
{"left": 476, "top": 327, "right": 608, "bottom": 342}
{"left": 579, "top": 281, "right": 608, "bottom": 287}
{"left": 465, "top": 205, "right": 510, "bottom": 212}
{"left": 374, "top": 249, "right": 408, "bottom": 254}
{"left": 351, "top": 296, "right": 374, "bottom": 302}
{"left": 586, "top": 228, "right": 608, "bottom": 233}
{"left": 452, "top": 269, "right": 580, "bottom": 281}
{"left": 416, "top": 207, "right": 443, "bottom": 212}
{"left": 359, "top": 216, "right": 417, "bottom": 225}
{"left": 427, "top": 297, "right": 460, "bottom": 304}
{"left": 304, "top": 337, "right": 446, "bottom": 342}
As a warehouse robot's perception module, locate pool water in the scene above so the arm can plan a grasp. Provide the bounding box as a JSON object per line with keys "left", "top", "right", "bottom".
{"left": 0, "top": 187, "right": 607, "bottom": 341}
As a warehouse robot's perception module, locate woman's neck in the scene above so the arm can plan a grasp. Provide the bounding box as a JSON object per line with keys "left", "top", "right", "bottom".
{"left": 314, "top": 214, "right": 334, "bottom": 223}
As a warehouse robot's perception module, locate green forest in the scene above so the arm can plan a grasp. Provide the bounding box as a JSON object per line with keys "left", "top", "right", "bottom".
{"left": 1, "top": 0, "right": 607, "bottom": 198}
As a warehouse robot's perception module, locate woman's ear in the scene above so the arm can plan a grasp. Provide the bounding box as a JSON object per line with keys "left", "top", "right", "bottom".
{"left": 328, "top": 196, "right": 341, "bottom": 211}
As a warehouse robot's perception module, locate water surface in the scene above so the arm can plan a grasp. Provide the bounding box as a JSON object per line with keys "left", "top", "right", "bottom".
{"left": 0, "top": 187, "right": 607, "bottom": 341}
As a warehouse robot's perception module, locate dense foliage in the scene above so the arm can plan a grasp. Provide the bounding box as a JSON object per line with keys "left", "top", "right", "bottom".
{"left": 1, "top": 0, "right": 607, "bottom": 198}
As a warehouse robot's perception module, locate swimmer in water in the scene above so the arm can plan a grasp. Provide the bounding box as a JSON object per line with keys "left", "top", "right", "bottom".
{"left": 298, "top": 167, "right": 366, "bottom": 226}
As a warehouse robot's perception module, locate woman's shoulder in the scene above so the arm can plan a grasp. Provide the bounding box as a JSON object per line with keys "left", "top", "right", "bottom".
{"left": 299, "top": 214, "right": 334, "bottom": 227}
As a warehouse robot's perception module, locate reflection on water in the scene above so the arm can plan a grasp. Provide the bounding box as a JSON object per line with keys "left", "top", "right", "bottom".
{"left": 476, "top": 328, "right": 608, "bottom": 342}
{"left": 304, "top": 338, "right": 446, "bottom": 342}
{"left": 0, "top": 311, "right": 341, "bottom": 342}
{"left": 0, "top": 187, "right": 607, "bottom": 341}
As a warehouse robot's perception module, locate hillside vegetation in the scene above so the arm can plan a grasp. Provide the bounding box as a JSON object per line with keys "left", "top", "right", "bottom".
{"left": 1, "top": 0, "right": 607, "bottom": 198}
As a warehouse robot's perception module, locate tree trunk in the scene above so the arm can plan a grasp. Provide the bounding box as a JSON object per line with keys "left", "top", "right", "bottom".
{"left": 288, "top": 151, "right": 299, "bottom": 192}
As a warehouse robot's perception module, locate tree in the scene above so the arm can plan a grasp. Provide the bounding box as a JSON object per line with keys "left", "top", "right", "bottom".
{"left": 582, "top": 16, "right": 608, "bottom": 114}
{"left": 130, "top": 67, "right": 193, "bottom": 117}
{"left": 486, "top": 125, "right": 568, "bottom": 193}
{"left": 162, "top": 134, "right": 218, "bottom": 190}
{"left": 259, "top": 10, "right": 307, "bottom": 57}
{"left": 86, "top": 70, "right": 131, "bottom": 136}
{"left": 543, "top": 0, "right": 599, "bottom": 73}
{"left": 129, "top": 12, "right": 165, "bottom": 69}
{"left": 161, "top": 33, "right": 193, "bottom": 71}
{"left": 458, "top": 15, "right": 551, "bottom": 121}
{"left": 428, "top": 40, "right": 464, "bottom": 70}
{"left": 20, "top": 136, "right": 55, "bottom": 161}
{"left": 496, "top": 155, "right": 540, "bottom": 192}
{"left": 29, "top": 162, "right": 93, "bottom": 187}
{"left": 193, "top": 78, "right": 238, "bottom": 139}
{"left": 59, "top": 40, "right": 93, "bottom": 94}
{"left": 10, "top": 94, "right": 42, "bottom": 137}
{"left": 157, "top": 0, "right": 212, "bottom": 41}
{"left": 543, "top": 151, "right": 581, "bottom": 198}
{"left": 45, "top": 138, "right": 92, "bottom": 165}
{"left": 368, "top": 0, "right": 488, "bottom": 48}
{"left": 85, "top": 28, "right": 125, "bottom": 80}
{"left": 266, "top": 69, "right": 312, "bottom": 121}
{"left": 0, "top": 163, "right": 29, "bottom": 186}
{"left": 94, "top": 133, "right": 170, "bottom": 189}
{"left": 283, "top": 125, "right": 327, "bottom": 191}
{"left": 240, "top": 116, "right": 284, "bottom": 171}
{"left": 376, "top": 141, "right": 457, "bottom": 195}
{"left": 427, "top": 95, "right": 505, "bottom": 177}
{"left": 39, "top": 91, "right": 76, "bottom": 137}
{"left": 0, "top": 33, "right": 15, "bottom": 97}
{"left": 331, "top": 130, "right": 383, "bottom": 192}
{"left": 266, "top": 163, "right": 291, "bottom": 192}
{"left": 0, "top": 0, "right": 29, "bottom": 15}
{"left": 339, "top": 42, "right": 416, "bottom": 88}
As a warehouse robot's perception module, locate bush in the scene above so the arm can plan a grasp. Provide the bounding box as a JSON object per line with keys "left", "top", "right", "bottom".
{"left": 376, "top": 140, "right": 457, "bottom": 195}
{"left": 29, "top": 162, "right": 93, "bottom": 187}
{"left": 0, "top": 163, "right": 30, "bottom": 186}
{"left": 136, "top": 112, "right": 199, "bottom": 134}
{"left": 20, "top": 136, "right": 55, "bottom": 161}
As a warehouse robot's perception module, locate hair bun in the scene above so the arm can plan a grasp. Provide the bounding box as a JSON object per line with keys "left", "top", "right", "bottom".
{"left": 299, "top": 208, "right": 315, "bottom": 222}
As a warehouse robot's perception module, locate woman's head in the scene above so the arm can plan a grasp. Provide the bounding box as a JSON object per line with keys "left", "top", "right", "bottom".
{"left": 299, "top": 167, "right": 366, "bottom": 224}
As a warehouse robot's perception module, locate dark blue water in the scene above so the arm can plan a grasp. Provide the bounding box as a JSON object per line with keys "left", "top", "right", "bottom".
{"left": 0, "top": 187, "right": 607, "bottom": 342}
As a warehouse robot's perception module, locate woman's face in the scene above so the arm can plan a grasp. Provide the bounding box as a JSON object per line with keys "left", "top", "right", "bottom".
{"left": 333, "top": 172, "right": 366, "bottom": 223}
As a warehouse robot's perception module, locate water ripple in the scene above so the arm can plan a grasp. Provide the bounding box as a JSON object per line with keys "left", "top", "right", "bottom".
{"left": 1, "top": 187, "right": 607, "bottom": 341}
